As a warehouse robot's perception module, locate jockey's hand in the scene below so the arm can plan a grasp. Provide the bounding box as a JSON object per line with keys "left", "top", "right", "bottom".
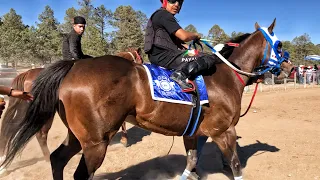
{"left": 194, "top": 33, "right": 201, "bottom": 42}
{"left": 10, "top": 90, "right": 34, "bottom": 101}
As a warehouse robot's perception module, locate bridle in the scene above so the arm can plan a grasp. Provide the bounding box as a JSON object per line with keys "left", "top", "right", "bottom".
{"left": 127, "top": 51, "right": 142, "bottom": 63}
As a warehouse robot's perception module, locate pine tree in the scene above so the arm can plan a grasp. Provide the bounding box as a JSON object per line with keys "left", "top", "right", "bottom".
{"left": 35, "top": 5, "right": 62, "bottom": 63}
{"left": 112, "top": 6, "right": 144, "bottom": 52}
{"left": 0, "top": 8, "right": 25, "bottom": 66}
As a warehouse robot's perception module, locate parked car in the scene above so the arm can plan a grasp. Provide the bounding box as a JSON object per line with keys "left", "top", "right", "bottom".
{"left": 0, "top": 67, "right": 19, "bottom": 86}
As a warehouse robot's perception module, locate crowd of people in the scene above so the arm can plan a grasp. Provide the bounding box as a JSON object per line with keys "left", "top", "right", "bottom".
{"left": 297, "top": 64, "right": 320, "bottom": 85}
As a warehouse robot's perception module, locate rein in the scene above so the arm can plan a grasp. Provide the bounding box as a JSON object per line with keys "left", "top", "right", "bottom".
{"left": 190, "top": 39, "right": 264, "bottom": 117}
{"left": 240, "top": 83, "right": 259, "bottom": 117}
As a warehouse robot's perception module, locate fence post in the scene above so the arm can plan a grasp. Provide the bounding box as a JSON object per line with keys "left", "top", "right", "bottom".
{"left": 272, "top": 74, "right": 275, "bottom": 91}
{"left": 312, "top": 73, "right": 316, "bottom": 88}
{"left": 284, "top": 78, "right": 287, "bottom": 91}
{"left": 294, "top": 72, "right": 297, "bottom": 89}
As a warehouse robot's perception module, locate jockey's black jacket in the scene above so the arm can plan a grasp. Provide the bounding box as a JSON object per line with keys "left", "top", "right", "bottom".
{"left": 62, "top": 29, "right": 85, "bottom": 60}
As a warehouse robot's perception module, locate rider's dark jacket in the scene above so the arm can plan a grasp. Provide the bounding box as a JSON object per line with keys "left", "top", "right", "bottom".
{"left": 62, "top": 29, "right": 85, "bottom": 60}
{"left": 144, "top": 8, "right": 186, "bottom": 67}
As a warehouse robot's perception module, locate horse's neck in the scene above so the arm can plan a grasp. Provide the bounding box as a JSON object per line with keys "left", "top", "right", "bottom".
{"left": 229, "top": 34, "right": 263, "bottom": 85}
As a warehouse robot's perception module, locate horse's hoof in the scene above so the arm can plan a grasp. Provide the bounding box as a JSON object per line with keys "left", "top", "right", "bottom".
{"left": 120, "top": 138, "right": 128, "bottom": 147}
{"left": 0, "top": 167, "right": 9, "bottom": 177}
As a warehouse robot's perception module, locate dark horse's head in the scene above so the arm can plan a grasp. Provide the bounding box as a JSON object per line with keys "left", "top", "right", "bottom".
{"left": 116, "top": 47, "right": 144, "bottom": 64}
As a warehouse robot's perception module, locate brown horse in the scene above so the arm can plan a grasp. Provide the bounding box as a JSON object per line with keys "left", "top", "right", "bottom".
{"left": 1, "top": 19, "right": 293, "bottom": 180}
{"left": 0, "top": 48, "right": 143, "bottom": 165}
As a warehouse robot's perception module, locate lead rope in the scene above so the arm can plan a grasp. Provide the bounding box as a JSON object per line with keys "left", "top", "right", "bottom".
{"left": 240, "top": 83, "right": 259, "bottom": 117}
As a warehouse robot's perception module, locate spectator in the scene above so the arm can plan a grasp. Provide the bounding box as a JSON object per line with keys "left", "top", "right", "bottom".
{"left": 306, "top": 66, "right": 312, "bottom": 84}
{"left": 298, "top": 65, "right": 304, "bottom": 84}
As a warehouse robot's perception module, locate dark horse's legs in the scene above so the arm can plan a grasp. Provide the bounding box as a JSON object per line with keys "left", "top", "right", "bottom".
{"left": 180, "top": 136, "right": 200, "bottom": 180}
{"left": 35, "top": 118, "right": 54, "bottom": 162}
{"left": 212, "top": 126, "right": 242, "bottom": 180}
{"left": 50, "top": 130, "right": 82, "bottom": 180}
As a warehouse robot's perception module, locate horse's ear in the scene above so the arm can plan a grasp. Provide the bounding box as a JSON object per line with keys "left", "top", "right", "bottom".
{"left": 268, "top": 18, "right": 276, "bottom": 34}
{"left": 137, "top": 47, "right": 142, "bottom": 54}
{"left": 255, "top": 22, "right": 261, "bottom": 30}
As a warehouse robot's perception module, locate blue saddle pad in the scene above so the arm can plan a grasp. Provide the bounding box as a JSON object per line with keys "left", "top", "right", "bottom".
{"left": 143, "top": 64, "right": 209, "bottom": 105}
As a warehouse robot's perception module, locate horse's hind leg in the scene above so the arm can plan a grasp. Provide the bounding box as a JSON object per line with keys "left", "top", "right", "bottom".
{"left": 50, "top": 130, "right": 82, "bottom": 180}
{"left": 180, "top": 136, "right": 199, "bottom": 180}
{"left": 73, "top": 130, "right": 118, "bottom": 180}
{"left": 120, "top": 122, "right": 128, "bottom": 147}
{"left": 35, "top": 117, "right": 54, "bottom": 162}
{"left": 212, "top": 126, "right": 242, "bottom": 180}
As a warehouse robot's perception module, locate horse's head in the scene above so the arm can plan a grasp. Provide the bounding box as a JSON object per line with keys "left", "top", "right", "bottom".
{"left": 253, "top": 19, "right": 294, "bottom": 80}
{"left": 126, "top": 47, "right": 144, "bottom": 64}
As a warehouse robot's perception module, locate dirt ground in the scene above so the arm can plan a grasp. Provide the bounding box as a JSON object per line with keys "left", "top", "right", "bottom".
{"left": 0, "top": 88, "right": 319, "bottom": 180}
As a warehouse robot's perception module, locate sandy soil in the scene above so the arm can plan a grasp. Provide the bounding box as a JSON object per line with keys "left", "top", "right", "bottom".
{"left": 0, "top": 87, "right": 319, "bottom": 180}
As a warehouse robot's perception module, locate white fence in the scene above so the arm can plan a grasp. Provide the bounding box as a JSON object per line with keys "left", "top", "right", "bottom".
{"left": 244, "top": 72, "right": 320, "bottom": 93}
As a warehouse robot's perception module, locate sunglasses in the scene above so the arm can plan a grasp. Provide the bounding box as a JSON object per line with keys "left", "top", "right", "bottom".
{"left": 168, "top": 0, "right": 184, "bottom": 5}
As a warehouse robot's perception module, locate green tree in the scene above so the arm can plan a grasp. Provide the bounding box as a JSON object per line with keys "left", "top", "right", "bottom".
{"left": 207, "top": 24, "right": 229, "bottom": 45}
{"left": 93, "top": 5, "right": 112, "bottom": 39}
{"left": 292, "top": 33, "right": 312, "bottom": 64}
{"left": 112, "top": 5, "right": 144, "bottom": 52}
{"left": 185, "top": 24, "right": 197, "bottom": 33}
{"left": 60, "top": 7, "right": 78, "bottom": 33}
{"left": 230, "top": 31, "right": 244, "bottom": 39}
{"left": 78, "top": 0, "right": 94, "bottom": 26}
{"left": 0, "top": 8, "right": 25, "bottom": 66}
{"left": 136, "top": 10, "right": 148, "bottom": 33}
{"left": 35, "top": 5, "right": 62, "bottom": 64}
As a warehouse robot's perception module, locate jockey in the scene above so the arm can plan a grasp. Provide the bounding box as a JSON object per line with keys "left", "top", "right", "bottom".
{"left": 144, "top": 0, "right": 221, "bottom": 91}
{"left": 62, "top": 16, "right": 92, "bottom": 60}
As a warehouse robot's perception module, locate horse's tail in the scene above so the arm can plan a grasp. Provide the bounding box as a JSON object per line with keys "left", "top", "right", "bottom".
{"left": 0, "top": 70, "right": 29, "bottom": 146}
{"left": 1, "top": 60, "right": 75, "bottom": 168}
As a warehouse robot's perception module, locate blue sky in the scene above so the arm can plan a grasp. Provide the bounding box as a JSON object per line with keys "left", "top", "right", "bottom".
{"left": 1, "top": 0, "right": 319, "bottom": 44}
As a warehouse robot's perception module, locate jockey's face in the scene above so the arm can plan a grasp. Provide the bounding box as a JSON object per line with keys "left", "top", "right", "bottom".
{"left": 166, "top": 0, "right": 182, "bottom": 15}
{"left": 73, "top": 24, "right": 85, "bottom": 35}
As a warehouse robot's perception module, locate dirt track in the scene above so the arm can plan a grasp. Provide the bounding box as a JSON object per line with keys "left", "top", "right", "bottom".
{"left": 0, "top": 87, "right": 320, "bottom": 180}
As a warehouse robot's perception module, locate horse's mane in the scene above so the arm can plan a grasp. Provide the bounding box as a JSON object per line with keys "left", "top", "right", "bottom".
{"left": 219, "top": 33, "right": 252, "bottom": 59}
{"left": 200, "top": 33, "right": 251, "bottom": 76}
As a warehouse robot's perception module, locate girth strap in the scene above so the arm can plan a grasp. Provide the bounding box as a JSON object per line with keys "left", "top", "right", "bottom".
{"left": 181, "top": 80, "right": 202, "bottom": 136}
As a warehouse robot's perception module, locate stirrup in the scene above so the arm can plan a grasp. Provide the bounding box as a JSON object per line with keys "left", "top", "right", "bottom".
{"left": 181, "top": 80, "right": 195, "bottom": 93}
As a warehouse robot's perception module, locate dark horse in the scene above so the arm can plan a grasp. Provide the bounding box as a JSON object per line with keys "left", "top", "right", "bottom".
{"left": 1, "top": 20, "right": 293, "bottom": 179}
{"left": 0, "top": 48, "right": 143, "bottom": 167}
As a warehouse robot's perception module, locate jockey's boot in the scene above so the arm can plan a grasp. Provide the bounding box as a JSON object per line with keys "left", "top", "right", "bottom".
{"left": 170, "top": 59, "right": 209, "bottom": 92}
{"left": 170, "top": 70, "right": 194, "bottom": 91}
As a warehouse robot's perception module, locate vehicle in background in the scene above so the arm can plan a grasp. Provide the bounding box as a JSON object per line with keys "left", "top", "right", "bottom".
{"left": 0, "top": 67, "right": 19, "bottom": 87}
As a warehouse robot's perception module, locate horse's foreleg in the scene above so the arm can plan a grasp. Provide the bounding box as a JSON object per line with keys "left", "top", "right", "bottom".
{"left": 120, "top": 122, "right": 128, "bottom": 147}
{"left": 35, "top": 117, "right": 54, "bottom": 162}
{"left": 212, "top": 126, "right": 242, "bottom": 180}
{"left": 180, "top": 136, "right": 199, "bottom": 180}
{"left": 50, "top": 130, "right": 82, "bottom": 180}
